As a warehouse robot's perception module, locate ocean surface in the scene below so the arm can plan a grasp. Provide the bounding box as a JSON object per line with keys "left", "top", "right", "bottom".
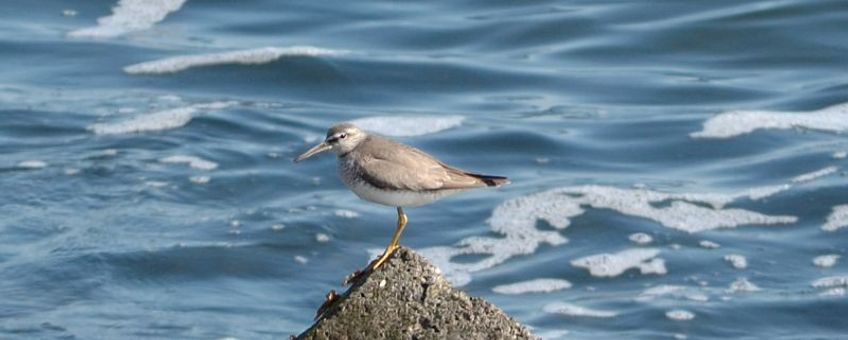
{"left": 2, "top": 0, "right": 847, "bottom": 338}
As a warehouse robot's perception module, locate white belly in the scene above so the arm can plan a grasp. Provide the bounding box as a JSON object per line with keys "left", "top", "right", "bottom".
{"left": 346, "top": 180, "right": 460, "bottom": 208}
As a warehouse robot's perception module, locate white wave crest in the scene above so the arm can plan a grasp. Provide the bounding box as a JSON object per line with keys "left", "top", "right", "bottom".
{"left": 823, "top": 204, "right": 848, "bottom": 232}
{"left": 791, "top": 166, "right": 838, "bottom": 183}
{"left": 89, "top": 101, "right": 236, "bottom": 135}
{"left": 724, "top": 254, "right": 748, "bottom": 269}
{"left": 666, "top": 309, "right": 695, "bottom": 321}
{"left": 124, "top": 46, "right": 347, "bottom": 74}
{"left": 351, "top": 115, "right": 465, "bottom": 137}
{"left": 728, "top": 277, "right": 761, "bottom": 293}
{"left": 543, "top": 302, "right": 618, "bottom": 318}
{"left": 68, "top": 0, "right": 186, "bottom": 38}
{"left": 813, "top": 254, "right": 840, "bottom": 268}
{"left": 691, "top": 102, "right": 848, "bottom": 138}
{"left": 16, "top": 160, "right": 47, "bottom": 169}
{"left": 492, "top": 278, "right": 572, "bottom": 295}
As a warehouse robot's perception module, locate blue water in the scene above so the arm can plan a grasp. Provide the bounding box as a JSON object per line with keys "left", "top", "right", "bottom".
{"left": 2, "top": 0, "right": 848, "bottom": 338}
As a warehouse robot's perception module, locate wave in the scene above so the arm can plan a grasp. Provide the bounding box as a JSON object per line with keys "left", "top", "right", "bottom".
{"left": 68, "top": 0, "right": 186, "bottom": 38}
{"left": 88, "top": 101, "right": 236, "bottom": 135}
{"left": 123, "top": 46, "right": 347, "bottom": 74}
{"left": 492, "top": 278, "right": 572, "bottom": 295}
{"left": 691, "top": 102, "right": 848, "bottom": 138}
{"left": 543, "top": 302, "right": 618, "bottom": 318}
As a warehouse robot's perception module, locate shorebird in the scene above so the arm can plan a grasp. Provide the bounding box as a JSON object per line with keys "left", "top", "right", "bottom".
{"left": 294, "top": 123, "right": 508, "bottom": 279}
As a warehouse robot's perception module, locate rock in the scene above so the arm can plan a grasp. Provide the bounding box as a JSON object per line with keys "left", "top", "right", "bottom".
{"left": 296, "top": 247, "right": 536, "bottom": 340}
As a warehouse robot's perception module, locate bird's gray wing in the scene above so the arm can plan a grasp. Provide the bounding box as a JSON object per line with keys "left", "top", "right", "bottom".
{"left": 353, "top": 137, "right": 484, "bottom": 191}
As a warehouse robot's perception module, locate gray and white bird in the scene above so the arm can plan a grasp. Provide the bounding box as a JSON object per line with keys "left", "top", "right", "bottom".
{"left": 294, "top": 123, "right": 508, "bottom": 278}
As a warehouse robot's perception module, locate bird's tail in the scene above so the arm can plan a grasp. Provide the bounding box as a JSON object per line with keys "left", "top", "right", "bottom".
{"left": 466, "top": 173, "right": 510, "bottom": 187}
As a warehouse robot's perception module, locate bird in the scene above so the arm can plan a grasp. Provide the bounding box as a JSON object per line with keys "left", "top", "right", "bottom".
{"left": 294, "top": 123, "right": 508, "bottom": 281}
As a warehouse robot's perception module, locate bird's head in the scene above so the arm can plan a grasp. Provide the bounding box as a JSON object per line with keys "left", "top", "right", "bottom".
{"left": 294, "top": 123, "right": 367, "bottom": 162}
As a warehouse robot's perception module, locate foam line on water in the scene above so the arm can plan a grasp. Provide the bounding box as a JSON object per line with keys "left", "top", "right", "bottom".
{"left": 543, "top": 302, "right": 618, "bottom": 318}
{"left": 422, "top": 183, "right": 798, "bottom": 286}
{"left": 492, "top": 278, "right": 572, "bottom": 295}
{"left": 88, "top": 101, "right": 237, "bottom": 135}
{"left": 124, "top": 46, "right": 348, "bottom": 74}
{"left": 691, "top": 102, "right": 848, "bottom": 138}
{"left": 16, "top": 160, "right": 47, "bottom": 169}
{"left": 68, "top": 0, "right": 186, "bottom": 38}
{"left": 351, "top": 115, "right": 465, "bottom": 137}
{"left": 791, "top": 166, "right": 838, "bottom": 183}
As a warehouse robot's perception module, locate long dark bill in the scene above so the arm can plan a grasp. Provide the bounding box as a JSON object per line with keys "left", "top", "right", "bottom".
{"left": 294, "top": 142, "right": 332, "bottom": 163}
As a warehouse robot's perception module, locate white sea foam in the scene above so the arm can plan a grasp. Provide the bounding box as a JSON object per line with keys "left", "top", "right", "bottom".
{"left": 728, "top": 277, "right": 761, "bottom": 293}
{"left": 351, "top": 115, "right": 465, "bottom": 137}
{"left": 492, "top": 278, "right": 572, "bottom": 294}
{"left": 189, "top": 175, "right": 210, "bottom": 184}
{"left": 294, "top": 255, "right": 308, "bottom": 264}
{"left": 724, "top": 254, "right": 748, "bottom": 269}
{"left": 543, "top": 302, "right": 617, "bottom": 318}
{"left": 68, "top": 0, "right": 187, "bottom": 38}
{"left": 629, "top": 232, "right": 653, "bottom": 245}
{"left": 572, "top": 248, "right": 666, "bottom": 277}
{"left": 813, "top": 254, "right": 840, "bottom": 268}
{"left": 699, "top": 240, "right": 720, "bottom": 249}
{"left": 529, "top": 185, "right": 796, "bottom": 233}
{"left": 834, "top": 151, "right": 847, "bottom": 159}
{"left": 791, "top": 166, "right": 838, "bottom": 183}
{"left": 16, "top": 160, "right": 47, "bottom": 169}
{"left": 812, "top": 276, "right": 848, "bottom": 288}
{"left": 691, "top": 102, "right": 848, "bottom": 138}
{"left": 743, "top": 184, "right": 792, "bottom": 200}
{"left": 124, "top": 46, "right": 346, "bottom": 74}
{"left": 315, "top": 233, "right": 330, "bottom": 243}
{"left": 666, "top": 309, "right": 695, "bottom": 321}
{"left": 334, "top": 209, "right": 360, "bottom": 219}
{"left": 823, "top": 205, "right": 848, "bottom": 231}
{"left": 160, "top": 155, "right": 219, "bottom": 171}
{"left": 420, "top": 184, "right": 796, "bottom": 286}
{"left": 89, "top": 101, "right": 236, "bottom": 135}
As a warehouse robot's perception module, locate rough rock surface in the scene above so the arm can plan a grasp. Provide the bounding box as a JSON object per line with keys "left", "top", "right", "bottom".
{"left": 297, "top": 247, "right": 536, "bottom": 340}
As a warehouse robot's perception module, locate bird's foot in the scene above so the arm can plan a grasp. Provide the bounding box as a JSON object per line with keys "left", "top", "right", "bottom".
{"left": 314, "top": 289, "right": 340, "bottom": 320}
{"left": 343, "top": 245, "right": 400, "bottom": 286}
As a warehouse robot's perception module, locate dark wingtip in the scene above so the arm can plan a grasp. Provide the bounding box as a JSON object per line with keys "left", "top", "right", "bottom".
{"left": 474, "top": 174, "right": 509, "bottom": 187}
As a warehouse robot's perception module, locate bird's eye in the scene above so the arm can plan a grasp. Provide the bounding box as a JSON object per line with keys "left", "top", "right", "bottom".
{"left": 338, "top": 133, "right": 347, "bottom": 139}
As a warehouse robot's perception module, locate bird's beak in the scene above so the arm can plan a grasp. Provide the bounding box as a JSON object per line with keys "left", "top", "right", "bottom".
{"left": 294, "top": 142, "right": 332, "bottom": 163}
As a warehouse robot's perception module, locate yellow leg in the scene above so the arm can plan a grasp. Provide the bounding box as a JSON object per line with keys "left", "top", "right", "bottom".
{"left": 370, "top": 207, "right": 408, "bottom": 270}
